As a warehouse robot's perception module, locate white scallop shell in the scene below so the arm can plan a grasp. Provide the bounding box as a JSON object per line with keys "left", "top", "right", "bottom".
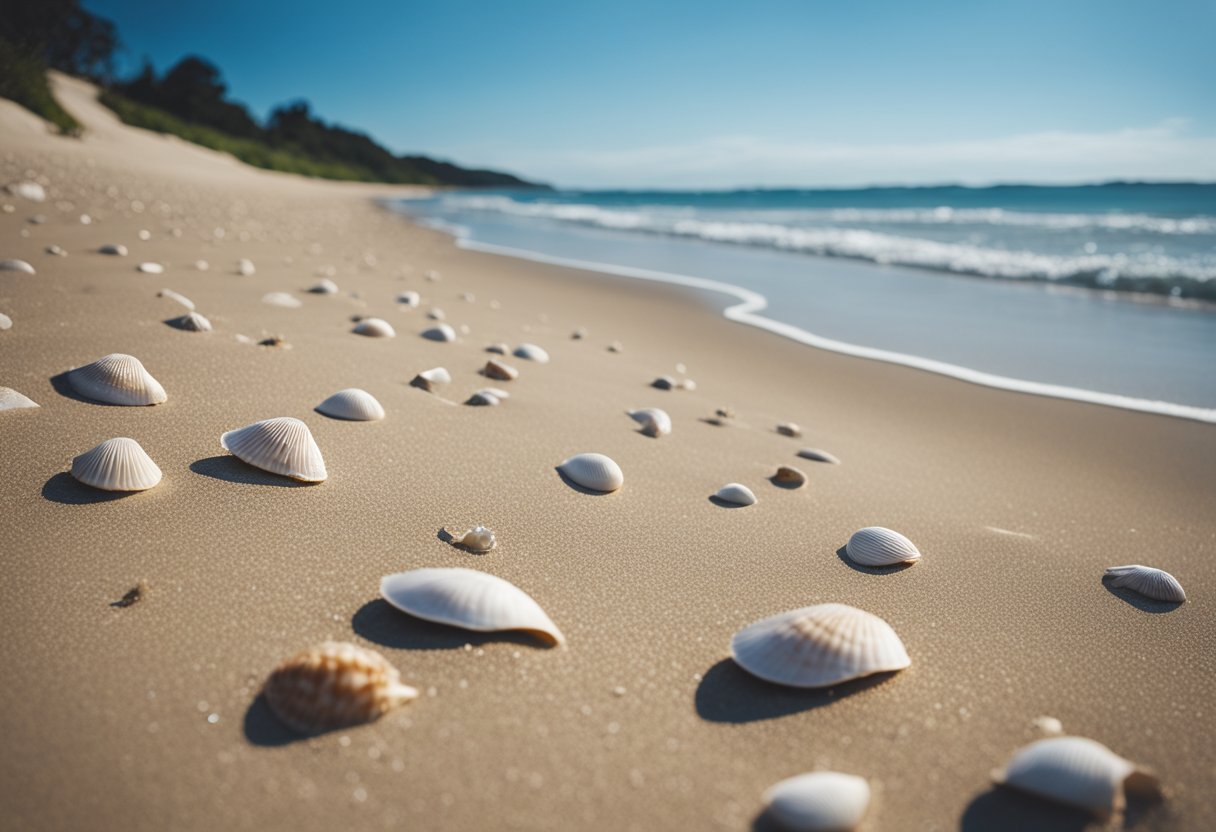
{"left": 237, "top": 258, "right": 256, "bottom": 276}
{"left": 410, "top": 366, "right": 452, "bottom": 392}
{"left": 994, "top": 736, "right": 1160, "bottom": 818}
{"left": 68, "top": 353, "right": 167, "bottom": 406}
{"left": 171, "top": 311, "right": 212, "bottom": 332}
{"left": 798, "top": 448, "right": 840, "bottom": 464}
{"left": 421, "top": 323, "right": 456, "bottom": 342}
{"left": 714, "top": 483, "right": 757, "bottom": 506}
{"left": 777, "top": 422, "right": 802, "bottom": 438}
{"left": 731, "top": 603, "right": 911, "bottom": 688}
{"left": 220, "top": 417, "right": 327, "bottom": 482}
{"left": 71, "top": 437, "right": 162, "bottom": 491}
{"left": 483, "top": 359, "right": 519, "bottom": 381}
{"left": 396, "top": 291, "right": 420, "bottom": 307}
{"left": 846, "top": 527, "right": 921, "bottom": 567}
{"left": 0, "top": 259, "right": 36, "bottom": 274}
{"left": 99, "top": 244, "right": 128, "bottom": 256}
{"left": 426, "top": 307, "right": 445, "bottom": 321}
{"left": 263, "top": 292, "right": 303, "bottom": 309}
{"left": 0, "top": 387, "right": 39, "bottom": 411}
{"left": 316, "top": 388, "right": 385, "bottom": 421}
{"left": 1104, "top": 565, "right": 1185, "bottom": 603}
{"left": 352, "top": 317, "right": 395, "bottom": 338}
{"left": 380, "top": 567, "right": 564, "bottom": 646}
{"left": 7, "top": 181, "right": 46, "bottom": 201}
{"left": 513, "top": 343, "right": 550, "bottom": 363}
{"left": 559, "top": 453, "right": 623, "bottom": 492}
{"left": 763, "top": 771, "right": 871, "bottom": 832}
{"left": 626, "top": 408, "right": 671, "bottom": 438}
{"left": 308, "top": 278, "right": 338, "bottom": 294}
{"left": 444, "top": 525, "right": 497, "bottom": 552}
{"left": 157, "top": 288, "right": 194, "bottom": 310}
{"left": 138, "top": 262, "right": 164, "bottom": 274}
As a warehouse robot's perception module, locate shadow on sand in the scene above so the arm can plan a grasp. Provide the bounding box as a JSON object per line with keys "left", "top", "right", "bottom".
{"left": 834, "top": 546, "right": 917, "bottom": 576}
{"left": 1101, "top": 577, "right": 1183, "bottom": 613}
{"left": 189, "top": 456, "right": 315, "bottom": 488}
{"left": 352, "top": 599, "right": 546, "bottom": 651}
{"left": 555, "top": 467, "right": 615, "bottom": 496}
{"left": 243, "top": 694, "right": 308, "bottom": 747}
{"left": 694, "top": 658, "right": 899, "bottom": 724}
{"left": 41, "top": 471, "right": 132, "bottom": 504}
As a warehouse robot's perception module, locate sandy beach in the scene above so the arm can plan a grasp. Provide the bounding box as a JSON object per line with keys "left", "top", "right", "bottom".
{"left": 2, "top": 75, "right": 1214, "bottom": 832}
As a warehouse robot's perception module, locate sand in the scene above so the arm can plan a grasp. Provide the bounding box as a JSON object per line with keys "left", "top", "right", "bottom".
{"left": 1, "top": 74, "right": 1214, "bottom": 832}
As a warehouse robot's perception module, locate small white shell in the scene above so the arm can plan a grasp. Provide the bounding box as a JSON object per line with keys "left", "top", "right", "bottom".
{"left": 626, "top": 408, "right": 671, "bottom": 438}
{"left": 157, "top": 288, "right": 194, "bottom": 310}
{"left": 426, "top": 307, "right": 445, "bottom": 321}
{"left": 68, "top": 353, "right": 167, "bottom": 406}
{"left": 99, "top": 244, "right": 128, "bottom": 256}
{"left": 237, "top": 258, "right": 256, "bottom": 276}
{"left": 994, "top": 736, "right": 1161, "bottom": 818}
{"left": 220, "top": 417, "right": 327, "bottom": 482}
{"left": 731, "top": 603, "right": 911, "bottom": 688}
{"left": 845, "top": 527, "right": 922, "bottom": 567}
{"left": 0, "top": 259, "right": 36, "bottom": 274}
{"left": 71, "top": 437, "right": 162, "bottom": 491}
{"left": 380, "top": 567, "right": 564, "bottom": 646}
{"left": 513, "top": 343, "right": 550, "bottom": 363}
{"left": 7, "top": 181, "right": 46, "bottom": 201}
{"left": 194, "top": 259, "right": 209, "bottom": 271}
{"left": 483, "top": 359, "right": 519, "bottom": 381}
{"left": 444, "top": 525, "right": 497, "bottom": 552}
{"left": 798, "top": 448, "right": 840, "bottom": 465}
{"left": 421, "top": 323, "right": 457, "bottom": 342}
{"left": 316, "top": 388, "right": 385, "bottom": 421}
{"left": 0, "top": 387, "right": 39, "bottom": 411}
{"left": 559, "top": 453, "right": 623, "bottom": 492}
{"left": 714, "top": 483, "right": 757, "bottom": 506}
{"left": 138, "top": 261, "right": 165, "bottom": 274}
{"left": 410, "top": 366, "right": 452, "bottom": 392}
{"left": 0, "top": 312, "right": 11, "bottom": 330}
{"left": 777, "top": 422, "right": 802, "bottom": 438}
{"left": 352, "top": 317, "right": 396, "bottom": 338}
{"left": 396, "top": 291, "right": 420, "bottom": 307}
{"left": 763, "top": 771, "right": 871, "bottom": 832}
{"left": 308, "top": 278, "right": 338, "bottom": 294}
{"left": 171, "top": 311, "right": 213, "bottom": 332}
{"left": 1104, "top": 565, "right": 1185, "bottom": 603}
{"left": 263, "top": 292, "right": 303, "bottom": 309}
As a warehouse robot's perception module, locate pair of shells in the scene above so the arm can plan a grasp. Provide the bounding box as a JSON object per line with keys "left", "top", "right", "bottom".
{"left": 466, "top": 387, "right": 509, "bottom": 406}
{"left": 71, "top": 438, "right": 162, "bottom": 491}
{"left": 68, "top": 354, "right": 166, "bottom": 406}
{"left": 380, "top": 567, "right": 564, "bottom": 646}
{"left": 353, "top": 318, "right": 395, "bottom": 338}
{"left": 1, "top": 259, "right": 37, "bottom": 274}
{"left": 1104, "top": 565, "right": 1185, "bottom": 603}
{"left": 732, "top": 603, "right": 911, "bottom": 688}
{"left": 422, "top": 323, "right": 456, "bottom": 342}
{"left": 626, "top": 408, "right": 671, "bottom": 438}
{"left": 316, "top": 389, "right": 384, "bottom": 421}
{"left": 0, "top": 387, "right": 39, "bottom": 411}
{"left": 410, "top": 367, "right": 451, "bottom": 392}
{"left": 845, "top": 527, "right": 922, "bottom": 567}
{"left": 715, "top": 483, "right": 757, "bottom": 506}
{"left": 264, "top": 641, "right": 417, "bottom": 734}
{"left": 444, "top": 525, "right": 496, "bottom": 552}
{"left": 221, "top": 417, "right": 327, "bottom": 481}
{"left": 483, "top": 359, "right": 518, "bottom": 381}
{"left": 559, "top": 453, "right": 623, "bottom": 492}
{"left": 763, "top": 771, "right": 871, "bottom": 832}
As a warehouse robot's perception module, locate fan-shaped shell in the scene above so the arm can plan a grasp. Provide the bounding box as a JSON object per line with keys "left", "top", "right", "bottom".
{"left": 68, "top": 353, "right": 167, "bottom": 406}
{"left": 513, "top": 343, "right": 550, "bottom": 363}
{"left": 0, "top": 259, "right": 36, "bottom": 274}
{"left": 777, "top": 422, "right": 802, "bottom": 438}
{"left": 263, "top": 292, "right": 302, "bottom": 309}
{"left": 308, "top": 278, "right": 338, "bottom": 294}
{"left": 763, "top": 771, "right": 871, "bottom": 832}
{"left": 0, "top": 387, "right": 39, "bottom": 411}
{"left": 380, "top": 567, "right": 564, "bottom": 646}
{"left": 846, "top": 527, "right": 921, "bottom": 567}
{"left": 627, "top": 408, "right": 671, "bottom": 438}
{"left": 315, "top": 388, "right": 385, "bottom": 421}
{"left": 171, "top": 311, "right": 212, "bottom": 332}
{"left": 731, "top": 603, "right": 911, "bottom": 688}
{"left": 444, "top": 525, "right": 497, "bottom": 552}
{"left": 798, "top": 448, "right": 840, "bottom": 464}
{"left": 220, "top": 417, "right": 327, "bottom": 482}
{"left": 396, "top": 291, "right": 420, "bottom": 307}
{"left": 263, "top": 641, "right": 417, "bottom": 734}
{"left": 410, "top": 367, "right": 451, "bottom": 392}
{"left": 70, "top": 437, "right": 162, "bottom": 491}
{"left": 138, "top": 262, "right": 164, "bottom": 274}
{"left": 353, "top": 317, "right": 395, "bottom": 338}
{"left": 99, "top": 244, "right": 128, "bottom": 256}
{"left": 157, "top": 288, "right": 194, "bottom": 310}
{"left": 714, "top": 483, "right": 757, "bottom": 506}
{"left": 559, "top": 453, "right": 623, "bottom": 492}
{"left": 994, "top": 736, "right": 1161, "bottom": 818}
{"left": 421, "top": 323, "right": 456, "bottom": 342}
{"left": 773, "top": 466, "right": 807, "bottom": 488}
{"left": 1104, "top": 565, "right": 1185, "bottom": 603}
{"left": 237, "top": 258, "right": 256, "bottom": 276}
{"left": 483, "top": 359, "right": 518, "bottom": 381}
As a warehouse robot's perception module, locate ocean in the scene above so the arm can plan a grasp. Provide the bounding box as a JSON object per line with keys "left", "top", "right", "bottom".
{"left": 391, "top": 184, "right": 1216, "bottom": 418}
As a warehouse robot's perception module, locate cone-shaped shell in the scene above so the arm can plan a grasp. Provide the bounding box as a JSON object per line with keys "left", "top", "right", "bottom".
{"left": 353, "top": 317, "right": 395, "bottom": 338}
{"left": 763, "top": 771, "right": 871, "bottom": 832}
{"left": 846, "top": 527, "right": 921, "bottom": 567}
{"left": 0, "top": 387, "right": 39, "bottom": 411}
{"left": 483, "top": 359, "right": 518, "bottom": 381}
{"left": 994, "top": 736, "right": 1161, "bottom": 818}
{"left": 171, "top": 311, "right": 212, "bottom": 332}
{"left": 715, "top": 483, "right": 757, "bottom": 506}
{"left": 71, "top": 437, "right": 162, "bottom": 491}
{"left": 798, "top": 448, "right": 840, "bottom": 464}
{"left": 731, "top": 603, "right": 911, "bottom": 688}
{"left": 307, "top": 278, "right": 338, "bottom": 294}
{"left": 99, "top": 244, "right": 128, "bottom": 256}
{"left": 138, "top": 261, "right": 164, "bottom": 274}
{"left": 627, "top": 408, "right": 671, "bottom": 438}
{"left": 263, "top": 641, "right": 417, "bottom": 734}
{"left": 421, "top": 323, "right": 456, "bottom": 342}
{"left": 559, "top": 453, "right": 623, "bottom": 492}
{"left": 220, "top": 417, "right": 327, "bottom": 481}
{"left": 157, "top": 288, "right": 194, "bottom": 310}
{"left": 513, "top": 343, "right": 550, "bottom": 363}
{"left": 410, "top": 367, "right": 451, "bottom": 392}
{"left": 444, "top": 525, "right": 496, "bottom": 552}
{"left": 1104, "top": 565, "right": 1185, "bottom": 603}
{"left": 68, "top": 353, "right": 167, "bottom": 406}
{"left": 380, "top": 567, "right": 564, "bottom": 646}
{"left": 315, "top": 388, "right": 385, "bottom": 421}
{"left": 0, "top": 259, "right": 36, "bottom": 274}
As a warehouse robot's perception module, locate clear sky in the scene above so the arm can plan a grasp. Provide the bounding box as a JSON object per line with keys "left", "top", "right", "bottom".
{"left": 84, "top": 0, "right": 1216, "bottom": 189}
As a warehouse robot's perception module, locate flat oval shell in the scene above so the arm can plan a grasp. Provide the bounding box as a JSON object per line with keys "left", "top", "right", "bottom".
{"left": 513, "top": 343, "right": 550, "bottom": 363}
{"left": 308, "top": 278, "right": 338, "bottom": 294}
{"left": 157, "top": 288, "right": 194, "bottom": 310}
{"left": 846, "top": 527, "right": 921, "bottom": 567}
{"left": 627, "top": 407, "right": 671, "bottom": 437}
{"left": 220, "top": 417, "right": 327, "bottom": 481}
{"left": 764, "top": 771, "right": 871, "bottom": 832}
{"left": 237, "top": 258, "right": 256, "bottom": 275}
{"left": 99, "top": 244, "right": 128, "bottom": 256}
{"left": 353, "top": 317, "right": 395, "bottom": 337}
{"left": 559, "top": 453, "right": 623, "bottom": 492}
{"left": 484, "top": 359, "right": 519, "bottom": 381}
{"left": 0, "top": 258, "right": 36, "bottom": 274}
{"left": 1104, "top": 565, "right": 1185, "bottom": 603}
{"left": 138, "top": 262, "right": 164, "bottom": 274}
{"left": 68, "top": 353, "right": 167, "bottom": 406}
{"left": 71, "top": 437, "right": 162, "bottom": 491}
{"left": 421, "top": 323, "right": 456, "bottom": 342}
{"left": 798, "top": 448, "right": 840, "bottom": 464}
{"left": 316, "top": 388, "right": 385, "bottom": 421}
{"left": 714, "top": 483, "right": 757, "bottom": 506}
{"left": 7, "top": 181, "right": 46, "bottom": 201}
{"left": 0, "top": 387, "right": 39, "bottom": 411}
{"left": 172, "top": 311, "right": 212, "bottom": 332}
{"left": 994, "top": 736, "right": 1159, "bottom": 818}
{"left": 263, "top": 292, "right": 303, "bottom": 309}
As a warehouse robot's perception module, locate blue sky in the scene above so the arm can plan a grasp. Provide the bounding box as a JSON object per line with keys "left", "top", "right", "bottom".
{"left": 85, "top": 0, "right": 1216, "bottom": 188}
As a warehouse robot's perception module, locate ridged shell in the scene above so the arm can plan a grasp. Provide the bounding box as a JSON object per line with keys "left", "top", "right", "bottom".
{"left": 396, "top": 291, "right": 420, "bottom": 307}
{"left": 380, "top": 567, "right": 564, "bottom": 646}
{"left": 68, "top": 353, "right": 167, "bottom": 406}
{"left": 70, "top": 437, "right": 162, "bottom": 491}
{"left": 627, "top": 407, "right": 671, "bottom": 438}
{"left": 410, "top": 366, "right": 452, "bottom": 392}
{"left": 994, "top": 736, "right": 1160, "bottom": 818}
{"left": 421, "top": 323, "right": 456, "bottom": 342}
{"left": 714, "top": 483, "right": 757, "bottom": 506}
{"left": 513, "top": 343, "right": 550, "bottom": 363}
{"left": 308, "top": 278, "right": 338, "bottom": 294}
{"left": 157, "top": 288, "right": 194, "bottom": 310}
{"left": 99, "top": 244, "right": 128, "bottom": 256}
{"left": 220, "top": 417, "right": 327, "bottom": 482}
{"left": 353, "top": 317, "right": 395, "bottom": 338}
{"left": 138, "top": 261, "right": 164, "bottom": 274}
{"left": 444, "top": 525, "right": 497, "bottom": 552}
{"left": 0, "top": 259, "right": 36, "bottom": 274}
{"left": 483, "top": 359, "right": 518, "bottom": 381}
{"left": 763, "top": 771, "right": 871, "bottom": 832}
{"left": 798, "top": 448, "right": 841, "bottom": 464}
{"left": 846, "top": 527, "right": 922, "bottom": 567}
{"left": 559, "top": 453, "right": 623, "bottom": 492}
{"left": 171, "top": 311, "right": 212, "bottom": 332}
{"left": 237, "top": 258, "right": 256, "bottom": 276}
{"left": 777, "top": 422, "right": 802, "bottom": 438}
{"left": 316, "top": 388, "right": 385, "bottom": 421}
{"left": 731, "top": 603, "right": 911, "bottom": 688}
{"left": 773, "top": 466, "right": 807, "bottom": 488}
{"left": 263, "top": 641, "right": 417, "bottom": 734}
{"left": 263, "top": 292, "right": 302, "bottom": 309}
{"left": 0, "top": 387, "right": 39, "bottom": 411}
{"left": 1104, "top": 565, "right": 1185, "bottom": 603}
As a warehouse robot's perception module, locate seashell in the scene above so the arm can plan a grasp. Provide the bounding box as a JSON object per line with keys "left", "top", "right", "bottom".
{"left": 316, "top": 388, "right": 385, "bottom": 421}
{"left": 714, "top": 483, "right": 757, "bottom": 506}
{"left": 0, "top": 311, "right": 11, "bottom": 330}
{"left": 460, "top": 291, "right": 475, "bottom": 302}
{"left": 70, "top": 437, "right": 162, "bottom": 491}
{"left": 80, "top": 214, "right": 91, "bottom": 225}
{"left": 263, "top": 292, "right": 303, "bottom": 309}
{"left": 7, "top": 181, "right": 46, "bottom": 201}
{"left": 1104, "top": 565, "right": 1185, "bottom": 603}
{"left": 513, "top": 343, "right": 550, "bottom": 363}
{"left": 68, "top": 353, "right": 167, "bottom": 406}
{"left": 607, "top": 341, "right": 623, "bottom": 353}
{"left": 421, "top": 323, "right": 456, "bottom": 342}
{"left": 483, "top": 359, "right": 519, "bottom": 381}
{"left": 480, "top": 387, "right": 510, "bottom": 400}
{"left": 681, "top": 378, "right": 697, "bottom": 391}
{"left": 485, "top": 343, "right": 508, "bottom": 355}
{"left": 396, "top": 291, "right": 420, "bottom": 307}
{"left": 426, "top": 307, "right": 445, "bottom": 321}
{"left": 29, "top": 214, "right": 46, "bottom": 225}
{"left": 571, "top": 327, "right": 587, "bottom": 340}
{"left": 137, "top": 262, "right": 164, "bottom": 275}
{"left": 1033, "top": 716, "right": 1065, "bottom": 735}
{"left": 558, "top": 453, "right": 623, "bottom": 493}
{"left": 380, "top": 567, "right": 564, "bottom": 646}
{"left": 237, "top": 258, "right": 256, "bottom": 276}
{"left": 46, "top": 244, "right": 67, "bottom": 256}
{"left": 353, "top": 317, "right": 396, "bottom": 338}
{"left": 0, "top": 258, "right": 36, "bottom": 274}
{"left": 157, "top": 288, "right": 194, "bottom": 310}
{"left": 777, "top": 422, "right": 802, "bottom": 438}
{"left": 466, "top": 390, "right": 501, "bottom": 406}
{"left": 307, "top": 278, "right": 338, "bottom": 294}
{"left": 731, "top": 603, "right": 911, "bottom": 688}
{"left": 444, "top": 525, "right": 497, "bottom": 552}
{"left": 798, "top": 448, "right": 841, "bottom": 465}
{"left": 993, "top": 736, "right": 1161, "bottom": 818}
{"left": 773, "top": 466, "right": 807, "bottom": 488}
{"left": 194, "top": 259, "right": 209, "bottom": 271}
{"left": 425, "top": 269, "right": 441, "bottom": 282}
{"left": 99, "top": 244, "right": 128, "bottom": 256}
{"left": 263, "top": 641, "right": 417, "bottom": 734}
{"left": 138, "top": 229, "right": 151, "bottom": 241}
{"left": 845, "top": 527, "right": 921, "bottom": 567}
{"left": 220, "top": 417, "right": 327, "bottom": 482}
{"left": 170, "top": 311, "right": 213, "bottom": 332}
{"left": 626, "top": 408, "right": 671, "bottom": 438}
{"left": 410, "top": 367, "right": 452, "bottom": 392}
{"left": 763, "top": 771, "right": 871, "bottom": 832}
{"left": 652, "top": 375, "right": 677, "bottom": 390}
{"left": 0, "top": 387, "right": 39, "bottom": 411}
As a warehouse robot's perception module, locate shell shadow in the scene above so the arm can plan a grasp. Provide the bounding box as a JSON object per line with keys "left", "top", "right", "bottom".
{"left": 959, "top": 788, "right": 1093, "bottom": 832}
{"left": 555, "top": 467, "right": 613, "bottom": 496}
{"left": 352, "top": 599, "right": 543, "bottom": 650}
{"left": 42, "top": 472, "right": 132, "bottom": 504}
{"left": 708, "top": 495, "right": 750, "bottom": 509}
{"left": 243, "top": 694, "right": 306, "bottom": 747}
{"left": 49, "top": 371, "right": 108, "bottom": 405}
{"left": 189, "top": 455, "right": 314, "bottom": 488}
{"left": 435, "top": 528, "right": 489, "bottom": 555}
{"left": 750, "top": 811, "right": 791, "bottom": 832}
{"left": 1101, "top": 577, "right": 1182, "bottom": 614}
{"left": 694, "top": 658, "right": 898, "bottom": 724}
{"left": 162, "top": 316, "right": 202, "bottom": 332}
{"left": 768, "top": 475, "right": 804, "bottom": 490}
{"left": 834, "top": 546, "right": 916, "bottom": 576}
